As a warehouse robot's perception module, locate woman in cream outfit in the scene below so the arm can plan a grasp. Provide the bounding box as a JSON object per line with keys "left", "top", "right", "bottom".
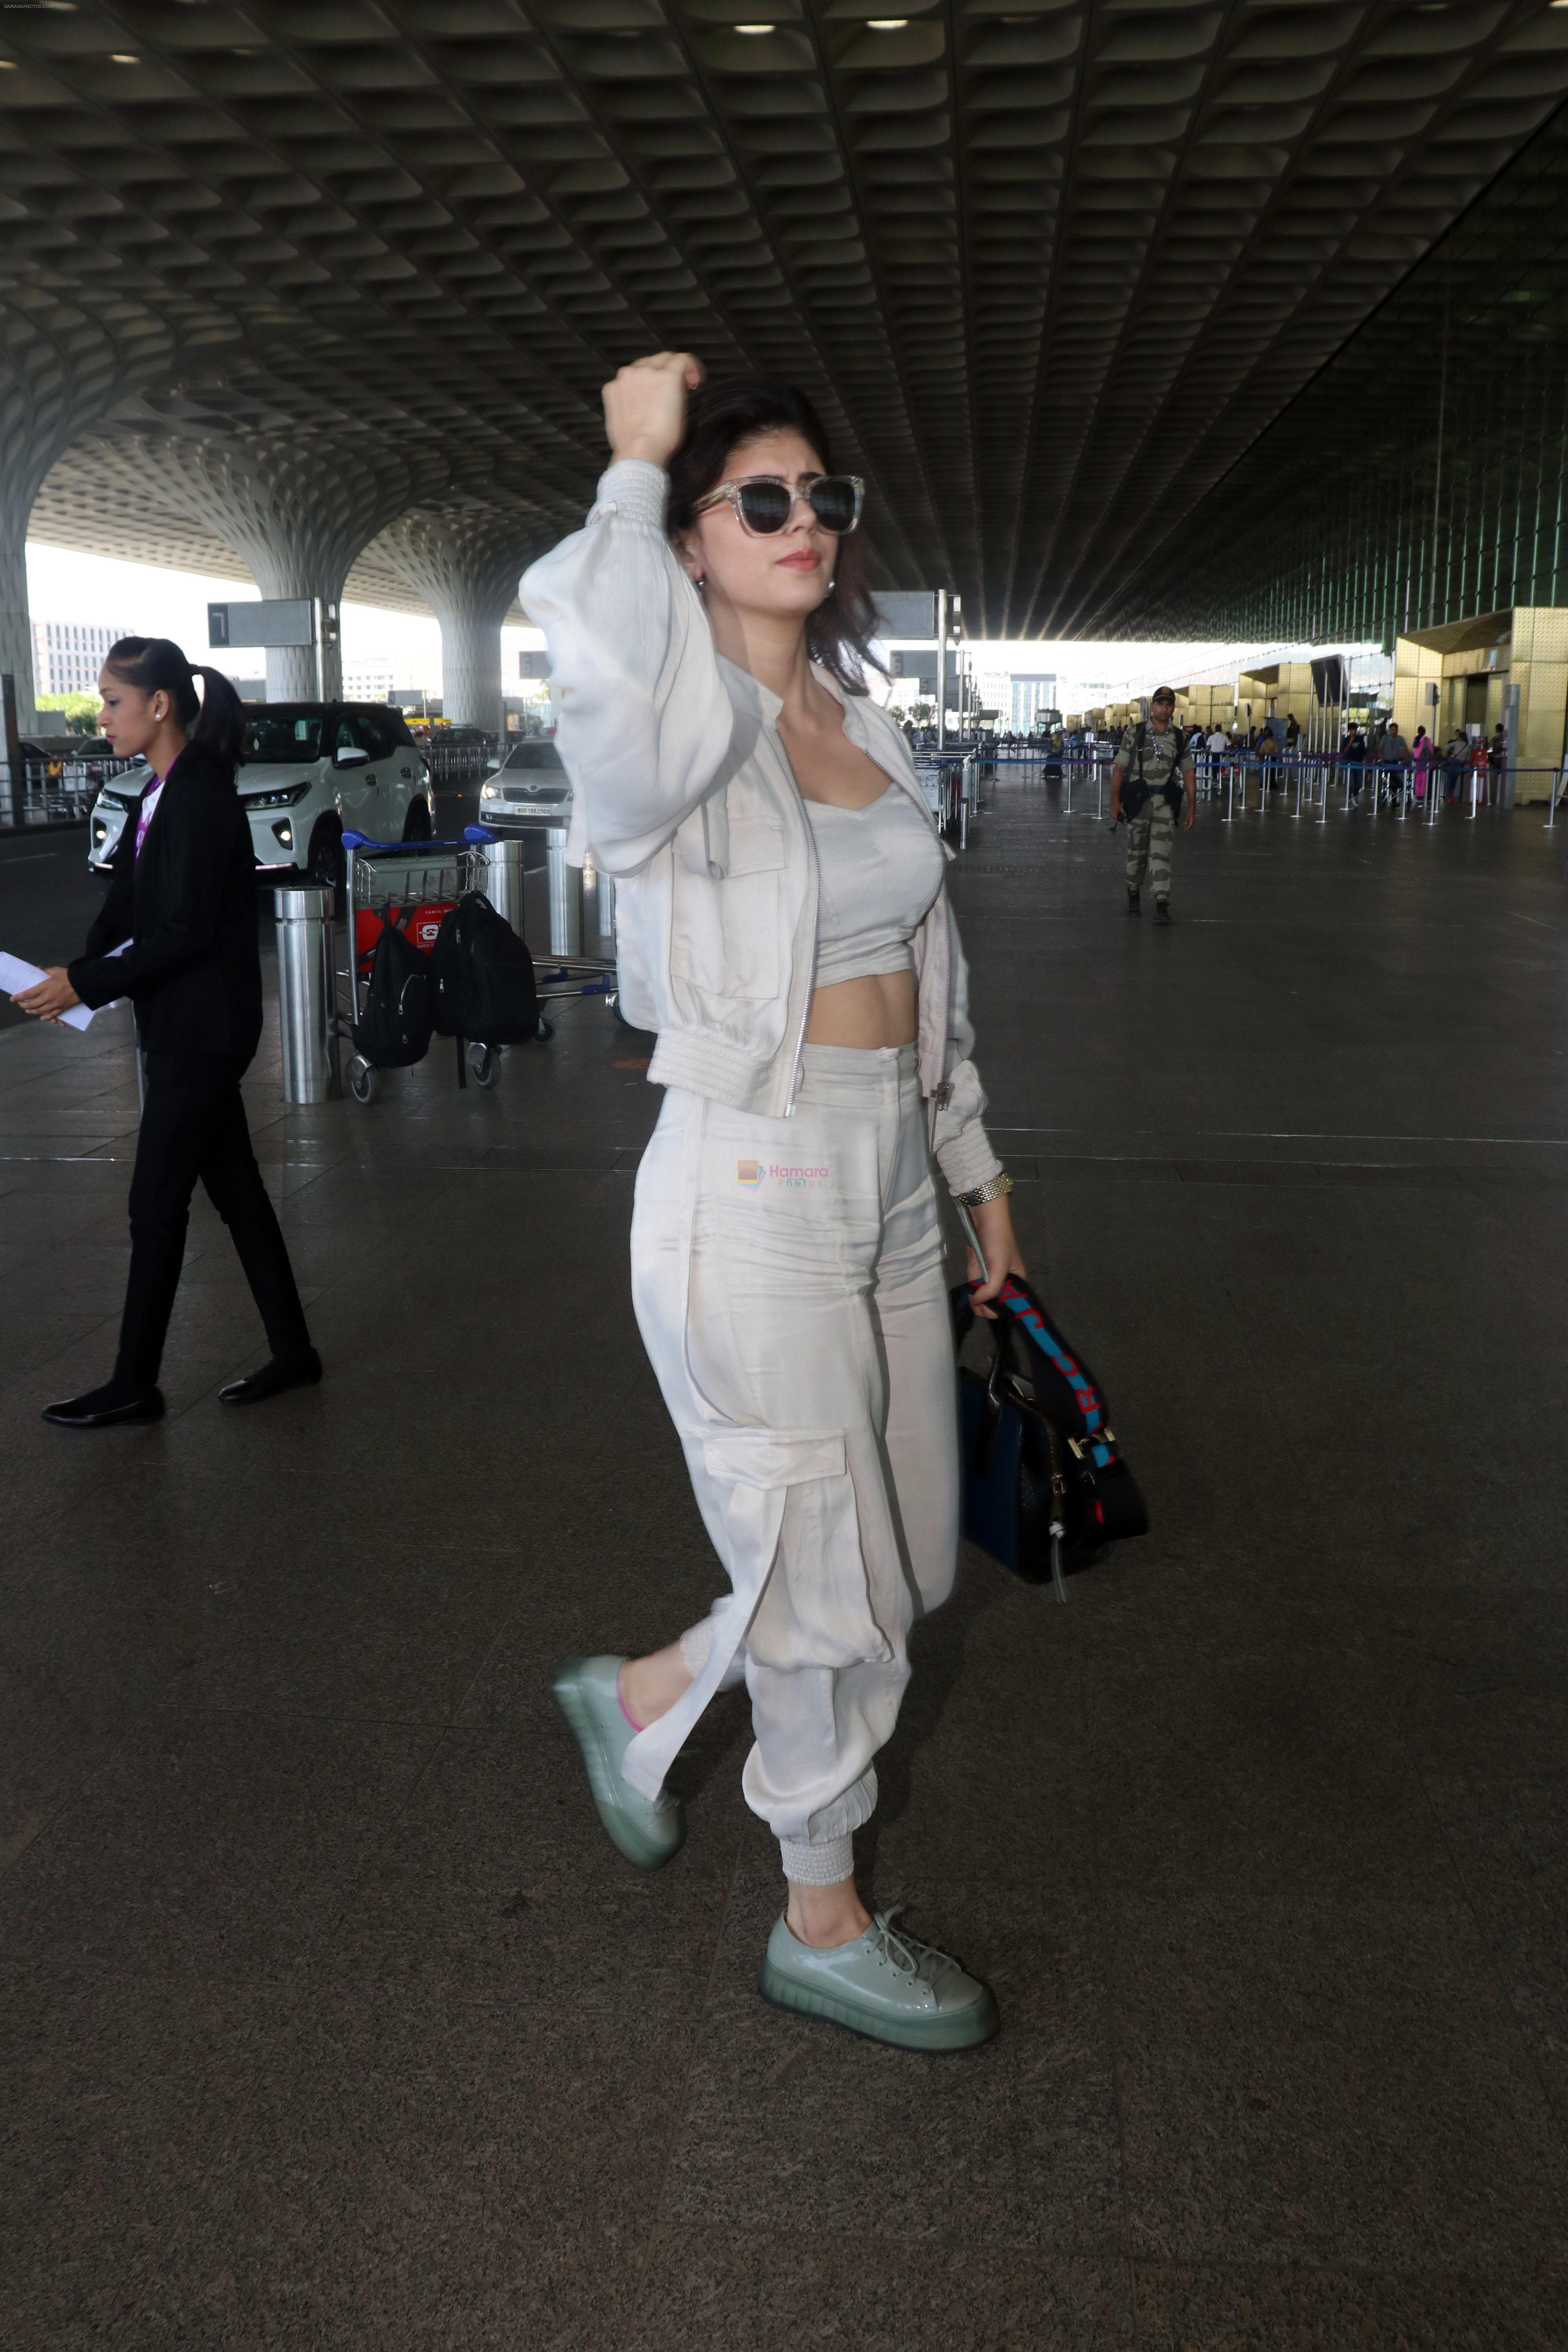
{"left": 528, "top": 354, "right": 1024, "bottom": 2051}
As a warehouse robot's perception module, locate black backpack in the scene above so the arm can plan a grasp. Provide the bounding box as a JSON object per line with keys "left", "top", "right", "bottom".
{"left": 352, "top": 916, "right": 434, "bottom": 1068}
{"left": 430, "top": 891, "right": 541, "bottom": 1045}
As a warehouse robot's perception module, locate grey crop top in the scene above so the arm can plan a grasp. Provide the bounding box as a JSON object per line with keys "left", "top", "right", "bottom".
{"left": 806, "top": 782, "right": 947, "bottom": 988}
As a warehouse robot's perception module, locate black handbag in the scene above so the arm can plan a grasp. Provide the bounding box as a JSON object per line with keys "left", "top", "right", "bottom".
{"left": 953, "top": 1276, "right": 1149, "bottom": 1601}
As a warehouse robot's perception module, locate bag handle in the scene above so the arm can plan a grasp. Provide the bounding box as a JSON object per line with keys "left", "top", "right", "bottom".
{"left": 953, "top": 1275, "right": 1108, "bottom": 1441}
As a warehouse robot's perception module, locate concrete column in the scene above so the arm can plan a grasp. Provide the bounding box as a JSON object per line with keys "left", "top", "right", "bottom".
{"left": 0, "top": 514, "right": 35, "bottom": 738}
{"left": 372, "top": 500, "right": 552, "bottom": 739}
{"left": 0, "top": 291, "right": 185, "bottom": 737}
{"left": 108, "top": 433, "right": 448, "bottom": 701}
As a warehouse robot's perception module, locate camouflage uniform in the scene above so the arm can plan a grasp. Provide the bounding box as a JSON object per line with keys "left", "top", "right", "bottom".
{"left": 1118, "top": 718, "right": 1192, "bottom": 905}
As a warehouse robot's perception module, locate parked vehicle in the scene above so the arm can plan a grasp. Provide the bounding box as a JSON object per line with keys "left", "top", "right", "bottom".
{"left": 423, "top": 722, "right": 495, "bottom": 789}
{"left": 87, "top": 702, "right": 432, "bottom": 883}
{"left": 476, "top": 737, "right": 571, "bottom": 828}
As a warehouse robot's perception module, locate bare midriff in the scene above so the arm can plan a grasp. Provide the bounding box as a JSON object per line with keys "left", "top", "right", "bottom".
{"left": 804, "top": 969, "right": 916, "bottom": 1049}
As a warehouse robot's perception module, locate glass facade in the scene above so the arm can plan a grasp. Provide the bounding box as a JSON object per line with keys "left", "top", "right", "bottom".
{"left": 1106, "top": 101, "right": 1568, "bottom": 650}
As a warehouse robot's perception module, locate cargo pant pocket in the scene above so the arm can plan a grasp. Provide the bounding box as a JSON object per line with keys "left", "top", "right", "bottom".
{"left": 700, "top": 1424, "right": 893, "bottom": 1674}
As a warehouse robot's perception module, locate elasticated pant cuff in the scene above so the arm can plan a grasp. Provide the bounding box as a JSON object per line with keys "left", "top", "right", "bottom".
{"left": 778, "top": 1833, "right": 855, "bottom": 1886}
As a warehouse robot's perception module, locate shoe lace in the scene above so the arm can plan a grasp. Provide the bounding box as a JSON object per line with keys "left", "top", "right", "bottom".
{"left": 867, "top": 1903, "right": 961, "bottom": 1992}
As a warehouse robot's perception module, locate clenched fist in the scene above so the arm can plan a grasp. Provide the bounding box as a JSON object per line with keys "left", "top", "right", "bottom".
{"left": 603, "top": 351, "right": 706, "bottom": 469}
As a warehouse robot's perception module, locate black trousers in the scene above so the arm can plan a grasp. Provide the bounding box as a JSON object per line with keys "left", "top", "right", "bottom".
{"left": 115, "top": 1050, "right": 311, "bottom": 1393}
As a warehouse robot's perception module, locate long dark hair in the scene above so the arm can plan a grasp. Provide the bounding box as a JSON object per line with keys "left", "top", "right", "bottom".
{"left": 103, "top": 637, "right": 247, "bottom": 773}
{"left": 666, "top": 377, "right": 885, "bottom": 695}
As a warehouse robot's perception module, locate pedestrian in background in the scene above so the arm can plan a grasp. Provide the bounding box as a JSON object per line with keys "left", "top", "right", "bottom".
{"left": 1412, "top": 726, "right": 1434, "bottom": 803}
{"left": 9, "top": 637, "right": 319, "bottom": 1427}
{"left": 1108, "top": 687, "right": 1195, "bottom": 924}
{"left": 1442, "top": 730, "right": 1467, "bottom": 803}
{"left": 1377, "top": 720, "right": 1410, "bottom": 807}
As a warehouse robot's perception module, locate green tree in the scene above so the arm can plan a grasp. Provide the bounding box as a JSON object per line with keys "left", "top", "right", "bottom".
{"left": 35, "top": 692, "right": 101, "bottom": 735}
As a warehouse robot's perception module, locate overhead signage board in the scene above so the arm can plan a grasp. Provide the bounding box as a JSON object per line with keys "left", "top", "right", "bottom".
{"left": 888, "top": 649, "right": 938, "bottom": 690}
{"left": 207, "top": 599, "right": 315, "bottom": 650}
{"left": 519, "top": 652, "right": 552, "bottom": 679}
{"left": 873, "top": 592, "right": 939, "bottom": 642}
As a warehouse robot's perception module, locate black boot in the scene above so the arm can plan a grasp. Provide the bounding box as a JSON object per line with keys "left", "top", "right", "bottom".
{"left": 1154, "top": 898, "right": 1172, "bottom": 926}
{"left": 1127, "top": 887, "right": 1141, "bottom": 917}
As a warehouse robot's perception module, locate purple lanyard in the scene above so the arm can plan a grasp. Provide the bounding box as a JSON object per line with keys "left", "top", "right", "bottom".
{"left": 134, "top": 770, "right": 165, "bottom": 862}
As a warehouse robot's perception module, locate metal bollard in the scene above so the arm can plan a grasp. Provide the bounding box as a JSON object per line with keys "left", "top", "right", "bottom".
{"left": 273, "top": 884, "right": 341, "bottom": 1103}
{"left": 471, "top": 833, "right": 526, "bottom": 934}
{"left": 582, "top": 855, "right": 616, "bottom": 954}
{"left": 545, "top": 823, "right": 582, "bottom": 955}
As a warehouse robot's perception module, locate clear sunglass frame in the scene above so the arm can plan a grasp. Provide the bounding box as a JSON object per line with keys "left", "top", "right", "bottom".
{"left": 693, "top": 472, "right": 864, "bottom": 537}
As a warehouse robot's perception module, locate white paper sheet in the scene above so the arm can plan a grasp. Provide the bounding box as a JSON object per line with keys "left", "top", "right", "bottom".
{"left": 0, "top": 950, "right": 99, "bottom": 1032}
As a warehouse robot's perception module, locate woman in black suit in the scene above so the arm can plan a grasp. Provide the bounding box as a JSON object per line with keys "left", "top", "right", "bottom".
{"left": 11, "top": 637, "right": 319, "bottom": 1427}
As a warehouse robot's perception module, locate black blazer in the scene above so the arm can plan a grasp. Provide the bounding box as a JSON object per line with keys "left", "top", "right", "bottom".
{"left": 69, "top": 741, "right": 263, "bottom": 1059}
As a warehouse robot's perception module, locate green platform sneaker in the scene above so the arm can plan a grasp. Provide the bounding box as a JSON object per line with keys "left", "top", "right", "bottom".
{"left": 759, "top": 1905, "right": 999, "bottom": 2052}
{"left": 552, "top": 1655, "right": 685, "bottom": 1871}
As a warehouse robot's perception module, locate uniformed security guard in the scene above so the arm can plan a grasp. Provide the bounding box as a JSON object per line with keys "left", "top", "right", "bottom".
{"left": 1107, "top": 686, "right": 1196, "bottom": 924}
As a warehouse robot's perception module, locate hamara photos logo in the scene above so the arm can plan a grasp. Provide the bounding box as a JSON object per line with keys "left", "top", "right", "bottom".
{"left": 736, "top": 1159, "right": 829, "bottom": 1191}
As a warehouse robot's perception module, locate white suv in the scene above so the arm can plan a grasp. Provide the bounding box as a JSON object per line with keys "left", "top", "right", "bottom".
{"left": 87, "top": 702, "right": 432, "bottom": 884}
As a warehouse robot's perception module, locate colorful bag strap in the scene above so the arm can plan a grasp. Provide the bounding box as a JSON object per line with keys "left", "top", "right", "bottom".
{"left": 952, "top": 1276, "right": 1109, "bottom": 1441}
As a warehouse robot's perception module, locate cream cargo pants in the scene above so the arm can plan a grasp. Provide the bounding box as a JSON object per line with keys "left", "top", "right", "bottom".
{"left": 622, "top": 1043, "right": 960, "bottom": 1883}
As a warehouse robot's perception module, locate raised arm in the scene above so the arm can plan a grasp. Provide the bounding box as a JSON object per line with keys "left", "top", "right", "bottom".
{"left": 520, "top": 353, "right": 737, "bottom": 877}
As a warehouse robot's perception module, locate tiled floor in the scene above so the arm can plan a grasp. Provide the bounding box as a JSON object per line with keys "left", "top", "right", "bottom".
{"left": 4, "top": 784, "right": 1568, "bottom": 2347}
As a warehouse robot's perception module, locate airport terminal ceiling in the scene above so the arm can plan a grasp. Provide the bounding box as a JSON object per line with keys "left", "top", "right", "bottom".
{"left": 5, "top": 2, "right": 1568, "bottom": 639}
{"left": 1100, "top": 91, "right": 1568, "bottom": 648}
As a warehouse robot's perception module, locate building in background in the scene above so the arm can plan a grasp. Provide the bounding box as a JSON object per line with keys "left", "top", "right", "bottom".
{"left": 31, "top": 620, "right": 133, "bottom": 699}
{"left": 343, "top": 662, "right": 399, "bottom": 703}
{"left": 1011, "top": 674, "right": 1058, "bottom": 732}
{"left": 977, "top": 670, "right": 1011, "bottom": 724}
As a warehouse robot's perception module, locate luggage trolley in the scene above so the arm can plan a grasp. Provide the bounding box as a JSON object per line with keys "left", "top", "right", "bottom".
{"left": 338, "top": 829, "right": 615, "bottom": 1107}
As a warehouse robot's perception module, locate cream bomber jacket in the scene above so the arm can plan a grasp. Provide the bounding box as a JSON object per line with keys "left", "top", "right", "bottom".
{"left": 520, "top": 457, "right": 1003, "bottom": 1193}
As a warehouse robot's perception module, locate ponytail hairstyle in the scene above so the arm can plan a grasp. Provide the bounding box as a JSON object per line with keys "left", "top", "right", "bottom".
{"left": 103, "top": 637, "right": 247, "bottom": 773}
{"left": 665, "top": 376, "right": 886, "bottom": 696}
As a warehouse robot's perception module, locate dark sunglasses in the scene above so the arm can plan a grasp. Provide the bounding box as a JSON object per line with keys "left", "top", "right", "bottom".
{"left": 693, "top": 472, "right": 864, "bottom": 538}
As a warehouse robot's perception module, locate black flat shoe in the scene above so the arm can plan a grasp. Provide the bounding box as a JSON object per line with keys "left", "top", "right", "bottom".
{"left": 219, "top": 1348, "right": 323, "bottom": 1406}
{"left": 42, "top": 1385, "right": 164, "bottom": 1429}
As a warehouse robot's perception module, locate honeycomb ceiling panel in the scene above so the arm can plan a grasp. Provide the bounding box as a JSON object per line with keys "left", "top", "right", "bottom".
{"left": 2, "top": 0, "right": 1565, "bottom": 635}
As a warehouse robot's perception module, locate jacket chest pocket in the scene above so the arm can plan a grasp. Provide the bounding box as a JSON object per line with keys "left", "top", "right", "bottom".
{"left": 670, "top": 818, "right": 784, "bottom": 1003}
